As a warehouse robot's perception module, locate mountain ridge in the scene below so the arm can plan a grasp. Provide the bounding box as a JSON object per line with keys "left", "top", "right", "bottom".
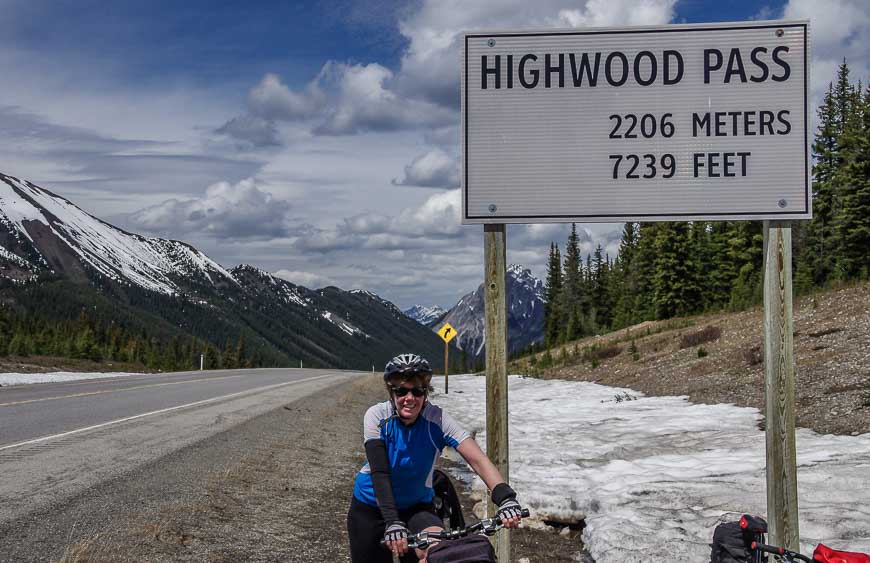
{"left": 0, "top": 172, "right": 445, "bottom": 371}
{"left": 436, "top": 264, "right": 545, "bottom": 358}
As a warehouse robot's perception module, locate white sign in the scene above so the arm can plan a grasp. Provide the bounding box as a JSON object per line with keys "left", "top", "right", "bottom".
{"left": 461, "top": 21, "right": 810, "bottom": 224}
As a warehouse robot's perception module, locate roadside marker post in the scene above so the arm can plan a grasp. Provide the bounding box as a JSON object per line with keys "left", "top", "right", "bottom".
{"left": 763, "top": 221, "right": 800, "bottom": 548}
{"left": 462, "top": 21, "right": 810, "bottom": 556}
{"left": 483, "top": 224, "right": 509, "bottom": 561}
{"left": 437, "top": 323, "right": 458, "bottom": 393}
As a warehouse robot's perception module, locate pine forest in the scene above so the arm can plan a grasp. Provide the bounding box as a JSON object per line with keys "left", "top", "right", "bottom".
{"left": 541, "top": 60, "right": 869, "bottom": 348}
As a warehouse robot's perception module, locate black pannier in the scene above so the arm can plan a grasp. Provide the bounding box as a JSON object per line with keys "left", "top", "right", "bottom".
{"left": 432, "top": 469, "right": 466, "bottom": 529}
{"left": 426, "top": 534, "right": 497, "bottom": 563}
{"left": 710, "top": 514, "right": 768, "bottom": 563}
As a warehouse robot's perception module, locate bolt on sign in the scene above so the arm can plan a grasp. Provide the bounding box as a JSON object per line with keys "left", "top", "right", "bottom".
{"left": 461, "top": 20, "right": 810, "bottom": 224}
{"left": 437, "top": 323, "right": 458, "bottom": 343}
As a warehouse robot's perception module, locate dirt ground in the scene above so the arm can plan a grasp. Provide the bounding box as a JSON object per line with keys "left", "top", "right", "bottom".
{"left": 54, "top": 374, "right": 585, "bottom": 563}
{"left": 517, "top": 282, "right": 869, "bottom": 437}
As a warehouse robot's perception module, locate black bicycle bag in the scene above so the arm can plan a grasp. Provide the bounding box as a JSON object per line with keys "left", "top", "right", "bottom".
{"left": 426, "top": 535, "right": 496, "bottom": 563}
{"left": 710, "top": 514, "right": 768, "bottom": 563}
{"left": 432, "top": 468, "right": 466, "bottom": 529}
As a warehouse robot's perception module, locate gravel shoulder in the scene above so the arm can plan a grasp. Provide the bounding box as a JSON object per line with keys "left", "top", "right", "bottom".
{"left": 7, "top": 374, "right": 580, "bottom": 562}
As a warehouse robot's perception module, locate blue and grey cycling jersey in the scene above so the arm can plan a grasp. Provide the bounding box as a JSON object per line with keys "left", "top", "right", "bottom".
{"left": 353, "top": 401, "right": 470, "bottom": 510}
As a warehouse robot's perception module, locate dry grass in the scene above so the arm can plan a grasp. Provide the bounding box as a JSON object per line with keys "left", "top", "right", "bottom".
{"left": 53, "top": 534, "right": 112, "bottom": 563}
{"left": 679, "top": 325, "right": 722, "bottom": 349}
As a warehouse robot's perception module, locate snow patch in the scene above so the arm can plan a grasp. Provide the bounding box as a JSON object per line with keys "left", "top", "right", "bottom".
{"left": 0, "top": 371, "right": 144, "bottom": 386}
{"left": 436, "top": 374, "right": 870, "bottom": 562}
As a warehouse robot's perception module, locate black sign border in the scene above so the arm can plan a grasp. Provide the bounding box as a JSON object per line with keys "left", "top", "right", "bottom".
{"left": 463, "top": 23, "right": 810, "bottom": 222}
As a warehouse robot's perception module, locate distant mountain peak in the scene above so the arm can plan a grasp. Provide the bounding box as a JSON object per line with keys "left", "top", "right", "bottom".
{"left": 507, "top": 263, "right": 527, "bottom": 275}
{"left": 350, "top": 289, "right": 405, "bottom": 317}
{"left": 404, "top": 304, "right": 447, "bottom": 326}
{"left": 0, "top": 172, "right": 237, "bottom": 295}
{"left": 436, "top": 264, "right": 544, "bottom": 358}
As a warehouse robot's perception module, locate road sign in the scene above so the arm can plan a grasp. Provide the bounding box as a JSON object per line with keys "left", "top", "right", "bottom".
{"left": 437, "top": 323, "right": 458, "bottom": 343}
{"left": 461, "top": 20, "right": 810, "bottom": 223}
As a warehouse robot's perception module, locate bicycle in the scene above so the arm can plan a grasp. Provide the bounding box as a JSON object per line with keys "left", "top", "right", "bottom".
{"left": 751, "top": 542, "right": 814, "bottom": 562}
{"left": 382, "top": 508, "right": 530, "bottom": 562}
{"left": 711, "top": 515, "right": 870, "bottom": 563}
{"left": 752, "top": 541, "right": 870, "bottom": 563}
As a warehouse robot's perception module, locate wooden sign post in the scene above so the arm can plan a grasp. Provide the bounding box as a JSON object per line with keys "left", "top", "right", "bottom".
{"left": 763, "top": 220, "right": 800, "bottom": 550}
{"left": 484, "top": 223, "right": 510, "bottom": 561}
{"left": 445, "top": 341, "right": 449, "bottom": 393}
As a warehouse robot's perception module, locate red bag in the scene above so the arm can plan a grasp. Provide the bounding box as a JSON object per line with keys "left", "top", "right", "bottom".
{"left": 813, "top": 543, "right": 870, "bottom": 563}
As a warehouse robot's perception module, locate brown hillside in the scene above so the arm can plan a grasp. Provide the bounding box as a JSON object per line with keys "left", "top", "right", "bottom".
{"left": 512, "top": 282, "right": 870, "bottom": 436}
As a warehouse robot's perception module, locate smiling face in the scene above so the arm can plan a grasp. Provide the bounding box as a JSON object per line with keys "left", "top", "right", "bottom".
{"left": 387, "top": 375, "right": 431, "bottom": 424}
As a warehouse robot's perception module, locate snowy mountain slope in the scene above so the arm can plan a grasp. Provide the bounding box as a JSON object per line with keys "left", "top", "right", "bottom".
{"left": 438, "top": 264, "right": 545, "bottom": 358}
{"left": 0, "top": 172, "right": 236, "bottom": 294}
{"left": 0, "top": 172, "right": 446, "bottom": 370}
{"left": 403, "top": 304, "right": 447, "bottom": 326}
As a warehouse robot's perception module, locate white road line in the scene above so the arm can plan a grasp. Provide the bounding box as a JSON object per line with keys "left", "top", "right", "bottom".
{"left": 0, "top": 373, "right": 334, "bottom": 453}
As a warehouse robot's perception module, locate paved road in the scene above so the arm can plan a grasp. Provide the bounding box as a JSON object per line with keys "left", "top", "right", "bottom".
{"left": 0, "top": 368, "right": 361, "bottom": 527}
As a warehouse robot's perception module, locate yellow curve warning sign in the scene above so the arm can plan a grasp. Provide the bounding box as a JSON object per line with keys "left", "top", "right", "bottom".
{"left": 437, "top": 323, "right": 457, "bottom": 343}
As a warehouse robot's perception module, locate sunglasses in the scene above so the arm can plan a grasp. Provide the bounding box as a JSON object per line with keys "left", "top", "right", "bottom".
{"left": 391, "top": 386, "right": 427, "bottom": 398}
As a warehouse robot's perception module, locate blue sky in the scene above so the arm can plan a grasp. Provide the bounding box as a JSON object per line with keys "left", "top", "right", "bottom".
{"left": 1, "top": 0, "right": 868, "bottom": 308}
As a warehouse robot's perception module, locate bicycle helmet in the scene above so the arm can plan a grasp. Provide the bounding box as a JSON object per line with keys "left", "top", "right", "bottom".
{"left": 383, "top": 353, "right": 433, "bottom": 381}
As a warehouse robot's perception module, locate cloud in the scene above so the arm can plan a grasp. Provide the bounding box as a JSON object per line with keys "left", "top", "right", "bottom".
{"left": 392, "top": 148, "right": 460, "bottom": 188}
{"left": 129, "top": 178, "right": 295, "bottom": 240}
{"left": 783, "top": 0, "right": 870, "bottom": 101}
{"left": 249, "top": 73, "right": 327, "bottom": 121}
{"left": 0, "top": 106, "right": 263, "bottom": 221}
{"left": 220, "top": 0, "right": 681, "bottom": 143}
{"left": 395, "top": 188, "right": 463, "bottom": 236}
{"left": 214, "top": 114, "right": 281, "bottom": 149}
{"left": 554, "top": 0, "right": 677, "bottom": 27}
{"left": 226, "top": 63, "right": 455, "bottom": 138}
{"left": 339, "top": 214, "right": 393, "bottom": 235}
{"left": 313, "top": 62, "right": 455, "bottom": 135}
{"left": 293, "top": 225, "right": 354, "bottom": 252}
{"left": 423, "top": 125, "right": 460, "bottom": 148}
{"left": 273, "top": 269, "right": 336, "bottom": 288}
{"left": 394, "top": 0, "right": 677, "bottom": 108}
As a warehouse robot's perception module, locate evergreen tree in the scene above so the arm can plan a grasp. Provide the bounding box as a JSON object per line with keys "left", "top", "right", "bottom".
{"left": 560, "top": 224, "right": 583, "bottom": 341}
{"left": 833, "top": 81, "right": 870, "bottom": 279}
{"left": 611, "top": 223, "right": 639, "bottom": 329}
{"left": 543, "top": 242, "right": 563, "bottom": 346}
{"left": 708, "top": 221, "right": 738, "bottom": 308}
{"left": 9, "top": 333, "right": 28, "bottom": 357}
{"left": 689, "top": 221, "right": 715, "bottom": 311}
{"left": 0, "top": 309, "right": 9, "bottom": 357}
{"left": 236, "top": 334, "right": 249, "bottom": 368}
{"left": 652, "top": 222, "right": 702, "bottom": 318}
{"left": 798, "top": 82, "right": 839, "bottom": 288}
{"left": 590, "top": 244, "right": 612, "bottom": 331}
{"left": 632, "top": 222, "right": 659, "bottom": 322}
{"left": 727, "top": 221, "right": 763, "bottom": 308}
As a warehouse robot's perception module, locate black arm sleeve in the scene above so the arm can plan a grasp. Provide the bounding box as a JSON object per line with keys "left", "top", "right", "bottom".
{"left": 364, "top": 439, "right": 400, "bottom": 525}
{"left": 491, "top": 483, "right": 517, "bottom": 506}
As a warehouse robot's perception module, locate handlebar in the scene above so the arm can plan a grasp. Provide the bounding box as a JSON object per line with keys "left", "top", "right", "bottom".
{"left": 382, "top": 508, "right": 530, "bottom": 550}
{"left": 752, "top": 541, "right": 814, "bottom": 562}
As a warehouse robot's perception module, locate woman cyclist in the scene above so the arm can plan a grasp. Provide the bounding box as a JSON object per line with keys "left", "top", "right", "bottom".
{"left": 347, "top": 353, "right": 523, "bottom": 562}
